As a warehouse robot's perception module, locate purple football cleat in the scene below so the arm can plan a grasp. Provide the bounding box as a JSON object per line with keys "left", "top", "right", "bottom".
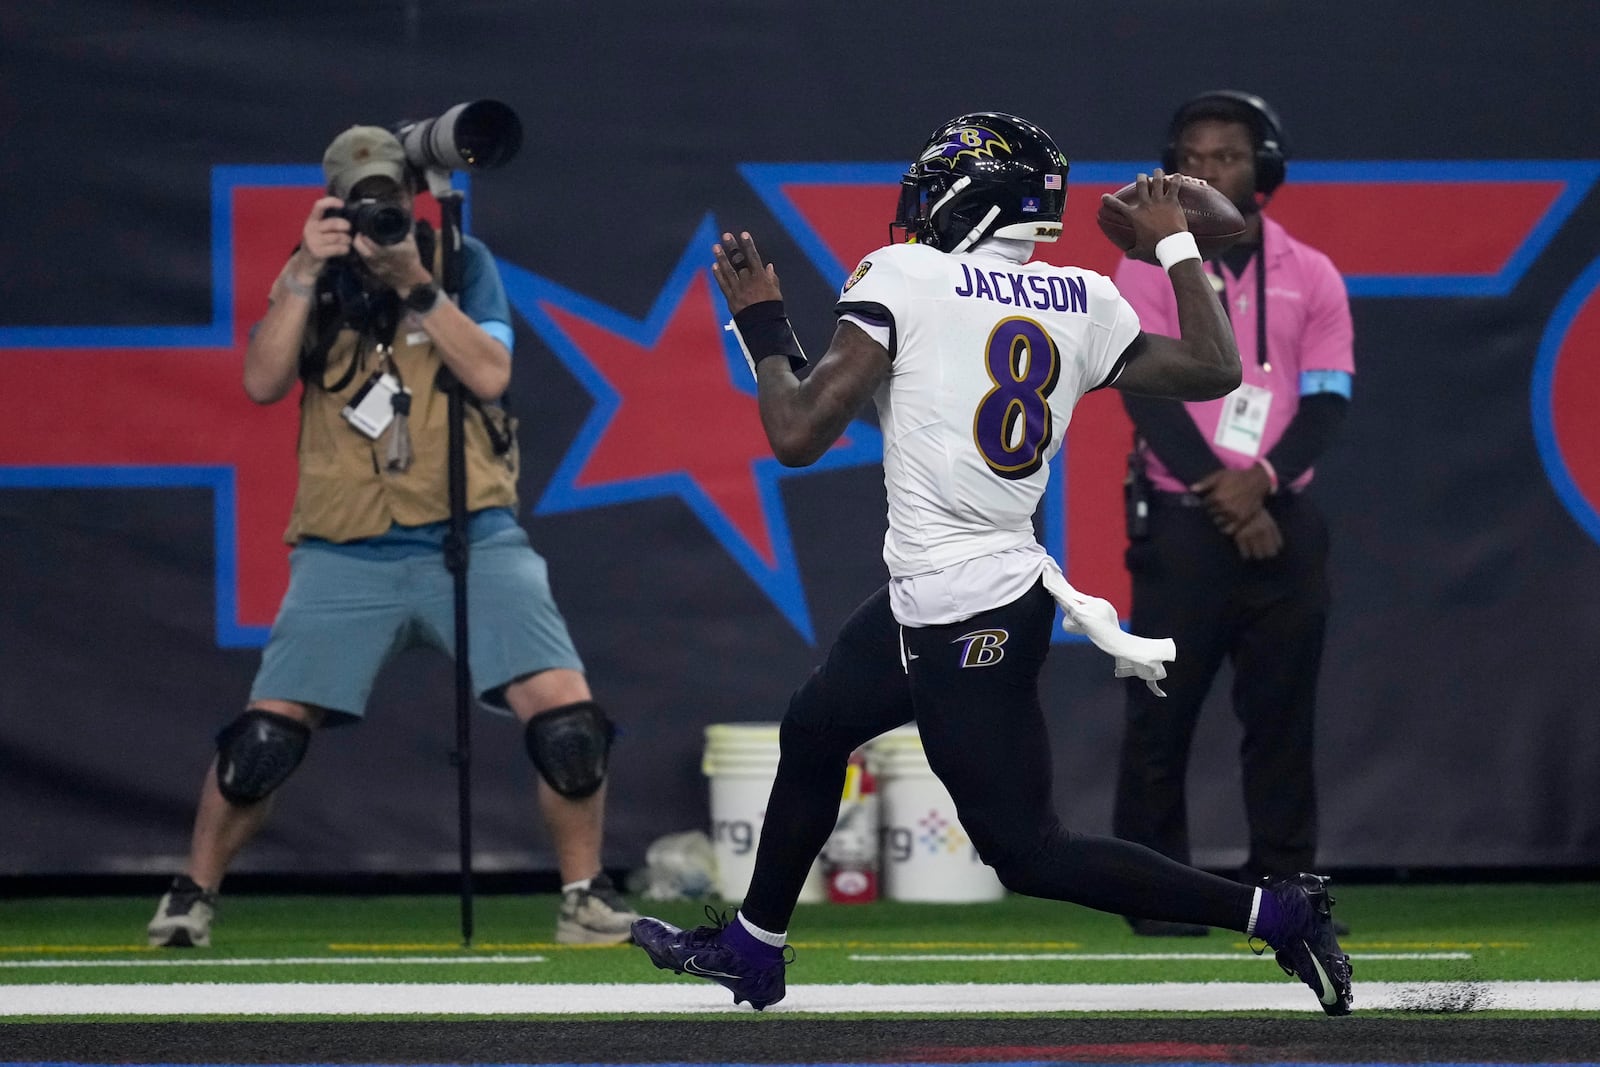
{"left": 1263, "top": 873, "right": 1354, "bottom": 1016}
{"left": 630, "top": 908, "right": 789, "bottom": 1010}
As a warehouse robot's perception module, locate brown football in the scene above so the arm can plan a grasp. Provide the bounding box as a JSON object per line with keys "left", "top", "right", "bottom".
{"left": 1096, "top": 174, "right": 1246, "bottom": 258}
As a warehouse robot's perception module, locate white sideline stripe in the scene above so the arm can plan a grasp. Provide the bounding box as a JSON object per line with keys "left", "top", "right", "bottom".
{"left": 848, "top": 952, "right": 1472, "bottom": 962}
{"left": 0, "top": 955, "right": 547, "bottom": 970}
{"left": 2, "top": 981, "right": 1599, "bottom": 1015}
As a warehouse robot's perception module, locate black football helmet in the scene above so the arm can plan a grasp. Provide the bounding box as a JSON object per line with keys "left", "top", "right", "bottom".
{"left": 892, "top": 112, "right": 1069, "bottom": 252}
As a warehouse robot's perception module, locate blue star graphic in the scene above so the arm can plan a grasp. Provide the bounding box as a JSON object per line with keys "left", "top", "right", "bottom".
{"left": 501, "top": 215, "right": 882, "bottom": 641}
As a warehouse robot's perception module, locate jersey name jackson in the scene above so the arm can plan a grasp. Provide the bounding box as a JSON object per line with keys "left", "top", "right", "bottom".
{"left": 954, "top": 263, "right": 1089, "bottom": 314}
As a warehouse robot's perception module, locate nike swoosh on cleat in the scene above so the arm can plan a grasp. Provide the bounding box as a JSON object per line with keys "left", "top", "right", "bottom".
{"left": 1307, "top": 945, "right": 1341, "bottom": 1005}
{"left": 682, "top": 955, "right": 743, "bottom": 980}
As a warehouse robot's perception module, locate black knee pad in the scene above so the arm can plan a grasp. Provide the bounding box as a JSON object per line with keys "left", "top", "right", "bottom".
{"left": 215, "top": 709, "right": 311, "bottom": 806}
{"left": 524, "top": 701, "right": 615, "bottom": 799}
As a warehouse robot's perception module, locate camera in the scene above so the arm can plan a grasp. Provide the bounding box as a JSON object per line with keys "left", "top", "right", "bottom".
{"left": 324, "top": 198, "right": 412, "bottom": 246}
{"left": 394, "top": 100, "right": 523, "bottom": 174}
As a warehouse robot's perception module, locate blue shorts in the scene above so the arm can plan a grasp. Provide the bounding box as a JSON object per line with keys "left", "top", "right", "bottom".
{"left": 249, "top": 526, "right": 584, "bottom": 722}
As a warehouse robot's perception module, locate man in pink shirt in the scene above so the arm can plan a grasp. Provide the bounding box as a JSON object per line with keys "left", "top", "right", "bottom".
{"left": 1111, "top": 91, "right": 1355, "bottom": 937}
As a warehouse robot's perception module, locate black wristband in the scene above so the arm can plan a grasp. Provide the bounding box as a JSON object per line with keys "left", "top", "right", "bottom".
{"left": 403, "top": 282, "right": 440, "bottom": 317}
{"left": 732, "top": 300, "right": 807, "bottom": 373}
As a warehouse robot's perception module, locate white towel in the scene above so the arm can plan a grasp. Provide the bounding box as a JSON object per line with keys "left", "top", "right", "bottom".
{"left": 1038, "top": 559, "right": 1175, "bottom": 697}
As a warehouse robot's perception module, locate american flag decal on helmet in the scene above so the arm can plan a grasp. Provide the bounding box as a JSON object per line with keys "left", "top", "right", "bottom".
{"left": 1044, "top": 174, "right": 1063, "bottom": 189}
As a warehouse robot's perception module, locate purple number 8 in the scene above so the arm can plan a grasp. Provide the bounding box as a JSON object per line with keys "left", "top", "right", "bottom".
{"left": 972, "top": 316, "right": 1062, "bottom": 479}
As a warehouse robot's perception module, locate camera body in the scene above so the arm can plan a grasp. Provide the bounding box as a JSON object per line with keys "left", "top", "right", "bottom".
{"left": 324, "top": 198, "right": 411, "bottom": 246}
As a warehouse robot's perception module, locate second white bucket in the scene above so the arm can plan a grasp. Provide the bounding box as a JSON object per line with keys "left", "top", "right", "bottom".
{"left": 702, "top": 723, "right": 824, "bottom": 904}
{"left": 867, "top": 725, "right": 1005, "bottom": 903}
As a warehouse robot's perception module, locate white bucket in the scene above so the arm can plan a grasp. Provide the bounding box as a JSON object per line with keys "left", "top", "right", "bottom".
{"left": 866, "top": 725, "right": 1005, "bottom": 903}
{"left": 702, "top": 723, "right": 824, "bottom": 904}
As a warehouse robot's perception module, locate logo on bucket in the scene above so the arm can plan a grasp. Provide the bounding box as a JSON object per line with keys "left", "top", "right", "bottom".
{"left": 914, "top": 808, "right": 972, "bottom": 855}
{"left": 878, "top": 811, "right": 989, "bottom": 863}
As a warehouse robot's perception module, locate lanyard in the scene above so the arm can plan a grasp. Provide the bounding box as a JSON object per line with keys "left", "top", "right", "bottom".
{"left": 1208, "top": 242, "right": 1270, "bottom": 373}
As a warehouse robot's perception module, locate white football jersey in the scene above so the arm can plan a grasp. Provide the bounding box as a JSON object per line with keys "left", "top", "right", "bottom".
{"left": 835, "top": 241, "right": 1141, "bottom": 611}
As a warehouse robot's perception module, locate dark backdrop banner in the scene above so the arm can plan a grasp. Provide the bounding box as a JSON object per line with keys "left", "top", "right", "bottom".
{"left": 3, "top": 1, "right": 1597, "bottom": 876}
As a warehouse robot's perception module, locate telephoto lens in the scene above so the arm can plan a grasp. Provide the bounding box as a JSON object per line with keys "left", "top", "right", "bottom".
{"left": 396, "top": 100, "right": 523, "bottom": 173}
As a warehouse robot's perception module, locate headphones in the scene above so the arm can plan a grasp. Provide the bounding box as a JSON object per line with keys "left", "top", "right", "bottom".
{"left": 1161, "top": 89, "right": 1289, "bottom": 196}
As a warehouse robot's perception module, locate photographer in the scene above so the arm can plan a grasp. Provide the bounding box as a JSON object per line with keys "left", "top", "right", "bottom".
{"left": 147, "top": 125, "right": 637, "bottom": 947}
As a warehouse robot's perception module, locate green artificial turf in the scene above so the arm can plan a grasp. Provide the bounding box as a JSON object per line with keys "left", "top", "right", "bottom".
{"left": 1, "top": 883, "right": 1595, "bottom": 988}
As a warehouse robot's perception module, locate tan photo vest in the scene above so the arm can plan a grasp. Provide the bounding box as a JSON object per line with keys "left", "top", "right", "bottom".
{"left": 284, "top": 275, "right": 519, "bottom": 544}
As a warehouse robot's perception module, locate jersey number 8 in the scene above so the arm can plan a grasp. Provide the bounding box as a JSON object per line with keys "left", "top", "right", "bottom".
{"left": 972, "top": 316, "right": 1062, "bottom": 480}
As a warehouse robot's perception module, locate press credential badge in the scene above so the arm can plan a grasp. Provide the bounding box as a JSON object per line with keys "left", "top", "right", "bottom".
{"left": 1213, "top": 382, "right": 1272, "bottom": 457}
{"left": 341, "top": 371, "right": 406, "bottom": 439}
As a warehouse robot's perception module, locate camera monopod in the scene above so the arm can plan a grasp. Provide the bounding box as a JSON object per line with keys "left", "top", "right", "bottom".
{"left": 399, "top": 99, "right": 523, "bottom": 947}
{"left": 435, "top": 188, "right": 476, "bottom": 948}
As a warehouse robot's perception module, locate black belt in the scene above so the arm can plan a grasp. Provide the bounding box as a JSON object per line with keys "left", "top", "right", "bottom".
{"left": 1152, "top": 488, "right": 1300, "bottom": 509}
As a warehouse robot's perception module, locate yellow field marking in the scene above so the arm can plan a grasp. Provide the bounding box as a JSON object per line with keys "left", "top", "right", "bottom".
{"left": 326, "top": 940, "right": 1088, "bottom": 953}
{"left": 848, "top": 950, "right": 1473, "bottom": 962}
{"left": 1217, "top": 939, "right": 1530, "bottom": 951}
{"left": 792, "top": 940, "right": 1084, "bottom": 950}
{"left": 0, "top": 945, "right": 152, "bottom": 954}
{"left": 328, "top": 940, "right": 1088, "bottom": 953}
{"left": 327, "top": 942, "right": 627, "bottom": 952}
{"left": 1, "top": 955, "right": 548, "bottom": 969}
{"left": 1338, "top": 941, "right": 1530, "bottom": 950}
{"left": 329, "top": 943, "right": 486, "bottom": 951}
{"left": 13, "top": 937, "right": 1522, "bottom": 957}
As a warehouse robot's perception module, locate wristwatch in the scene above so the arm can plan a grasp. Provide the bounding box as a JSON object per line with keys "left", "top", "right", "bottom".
{"left": 402, "top": 282, "right": 441, "bottom": 317}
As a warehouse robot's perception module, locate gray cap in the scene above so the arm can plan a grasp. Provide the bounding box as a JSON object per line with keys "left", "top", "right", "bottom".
{"left": 322, "top": 125, "right": 407, "bottom": 200}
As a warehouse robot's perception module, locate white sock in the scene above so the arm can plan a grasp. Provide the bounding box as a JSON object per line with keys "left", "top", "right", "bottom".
{"left": 737, "top": 911, "right": 787, "bottom": 947}
{"left": 1246, "top": 886, "right": 1263, "bottom": 937}
{"left": 562, "top": 878, "right": 593, "bottom": 894}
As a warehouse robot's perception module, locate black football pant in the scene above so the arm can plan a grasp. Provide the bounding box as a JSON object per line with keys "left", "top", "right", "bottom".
{"left": 1114, "top": 492, "right": 1330, "bottom": 880}
{"left": 739, "top": 580, "right": 1254, "bottom": 935}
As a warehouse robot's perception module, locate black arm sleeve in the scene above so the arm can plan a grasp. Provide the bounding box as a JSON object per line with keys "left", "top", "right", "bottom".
{"left": 1122, "top": 392, "right": 1224, "bottom": 487}
{"left": 1266, "top": 392, "right": 1349, "bottom": 486}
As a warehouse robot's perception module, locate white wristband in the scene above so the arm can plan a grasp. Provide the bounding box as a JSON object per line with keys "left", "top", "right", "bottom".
{"left": 1155, "top": 232, "right": 1201, "bottom": 271}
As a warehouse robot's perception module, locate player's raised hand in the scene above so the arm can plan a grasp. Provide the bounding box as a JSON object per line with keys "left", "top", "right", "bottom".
{"left": 712, "top": 231, "right": 782, "bottom": 314}
{"left": 1100, "top": 170, "right": 1189, "bottom": 264}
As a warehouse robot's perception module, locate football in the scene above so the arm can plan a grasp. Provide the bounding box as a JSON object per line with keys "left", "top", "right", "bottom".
{"left": 1096, "top": 174, "right": 1246, "bottom": 258}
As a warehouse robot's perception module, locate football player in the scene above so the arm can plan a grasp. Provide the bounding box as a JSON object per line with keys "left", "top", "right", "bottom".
{"left": 632, "top": 113, "right": 1352, "bottom": 1015}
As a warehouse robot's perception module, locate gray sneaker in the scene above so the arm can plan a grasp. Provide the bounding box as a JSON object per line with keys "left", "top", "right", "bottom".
{"left": 147, "top": 875, "right": 216, "bottom": 948}
{"left": 556, "top": 872, "right": 638, "bottom": 944}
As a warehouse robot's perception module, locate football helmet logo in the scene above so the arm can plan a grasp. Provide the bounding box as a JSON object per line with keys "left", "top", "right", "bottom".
{"left": 919, "top": 124, "right": 1014, "bottom": 169}
{"left": 894, "top": 112, "right": 1069, "bottom": 252}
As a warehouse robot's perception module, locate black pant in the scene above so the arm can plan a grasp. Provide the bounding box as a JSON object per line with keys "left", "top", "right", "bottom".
{"left": 740, "top": 581, "right": 1253, "bottom": 935}
{"left": 1114, "top": 492, "right": 1330, "bottom": 880}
